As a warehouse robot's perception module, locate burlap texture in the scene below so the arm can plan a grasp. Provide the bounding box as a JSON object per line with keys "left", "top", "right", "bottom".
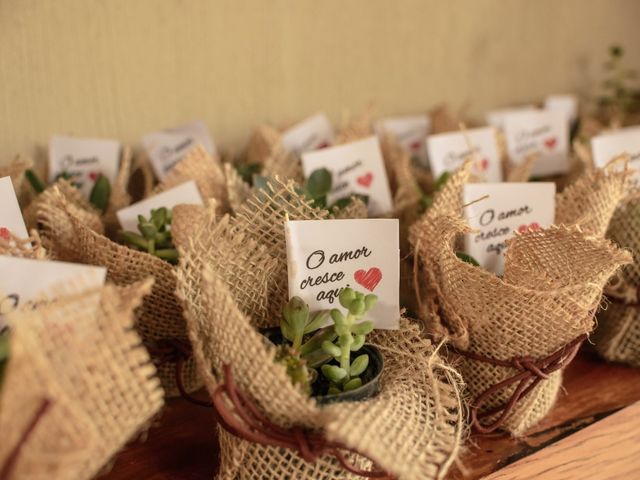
{"left": 409, "top": 162, "right": 633, "bottom": 435}
{"left": 0, "top": 156, "right": 34, "bottom": 205}
{"left": 594, "top": 196, "right": 640, "bottom": 366}
{"left": 153, "top": 145, "right": 229, "bottom": 213}
{"left": 0, "top": 281, "right": 164, "bottom": 480}
{"left": 335, "top": 108, "right": 373, "bottom": 145}
{"left": 0, "top": 230, "right": 47, "bottom": 259}
{"left": 174, "top": 187, "right": 465, "bottom": 480}
{"left": 36, "top": 187, "right": 200, "bottom": 397}
{"left": 245, "top": 125, "right": 282, "bottom": 165}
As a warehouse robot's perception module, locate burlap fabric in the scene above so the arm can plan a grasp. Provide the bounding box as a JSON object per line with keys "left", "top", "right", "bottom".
{"left": 153, "top": 145, "right": 229, "bottom": 213}
{"left": 0, "top": 156, "right": 33, "bottom": 205}
{"left": 0, "top": 281, "right": 164, "bottom": 480}
{"left": 36, "top": 187, "right": 200, "bottom": 397}
{"left": 0, "top": 230, "right": 46, "bottom": 259}
{"left": 173, "top": 184, "right": 465, "bottom": 480}
{"left": 409, "top": 162, "right": 633, "bottom": 435}
{"left": 594, "top": 196, "right": 640, "bottom": 366}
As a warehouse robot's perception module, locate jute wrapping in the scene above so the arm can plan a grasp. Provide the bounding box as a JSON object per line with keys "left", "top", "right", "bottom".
{"left": 409, "top": 162, "right": 633, "bottom": 435}
{"left": 594, "top": 196, "right": 640, "bottom": 367}
{"left": 245, "top": 125, "right": 282, "bottom": 165}
{"left": 173, "top": 184, "right": 465, "bottom": 480}
{"left": 153, "top": 145, "right": 229, "bottom": 213}
{"left": 36, "top": 187, "right": 200, "bottom": 397}
{"left": 335, "top": 109, "right": 373, "bottom": 145}
{"left": 0, "top": 230, "right": 46, "bottom": 260}
{"left": 0, "top": 282, "right": 164, "bottom": 480}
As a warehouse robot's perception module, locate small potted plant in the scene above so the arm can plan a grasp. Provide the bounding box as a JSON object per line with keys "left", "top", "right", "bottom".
{"left": 118, "top": 207, "right": 178, "bottom": 264}
{"left": 266, "top": 287, "right": 384, "bottom": 404}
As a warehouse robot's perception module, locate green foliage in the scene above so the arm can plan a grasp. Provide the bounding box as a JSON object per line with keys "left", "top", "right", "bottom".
{"left": 0, "top": 330, "right": 9, "bottom": 392}
{"left": 234, "top": 162, "right": 262, "bottom": 184}
{"left": 89, "top": 174, "right": 111, "bottom": 213}
{"left": 25, "top": 169, "right": 45, "bottom": 194}
{"left": 455, "top": 251, "right": 480, "bottom": 267}
{"left": 599, "top": 44, "right": 638, "bottom": 124}
{"left": 118, "top": 207, "right": 178, "bottom": 264}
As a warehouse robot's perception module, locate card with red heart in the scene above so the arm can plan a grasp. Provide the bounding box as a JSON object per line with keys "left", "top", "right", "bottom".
{"left": 285, "top": 218, "right": 400, "bottom": 329}
{"left": 142, "top": 120, "right": 216, "bottom": 180}
{"left": 282, "top": 112, "right": 335, "bottom": 155}
{"left": 49, "top": 134, "right": 121, "bottom": 198}
{"left": 463, "top": 182, "right": 556, "bottom": 275}
{"left": 374, "top": 114, "right": 431, "bottom": 167}
{"left": 301, "top": 136, "right": 394, "bottom": 216}
{"left": 0, "top": 256, "right": 106, "bottom": 330}
{"left": 427, "top": 126, "right": 502, "bottom": 182}
{"left": 502, "top": 110, "right": 569, "bottom": 176}
{"left": 0, "top": 176, "right": 29, "bottom": 242}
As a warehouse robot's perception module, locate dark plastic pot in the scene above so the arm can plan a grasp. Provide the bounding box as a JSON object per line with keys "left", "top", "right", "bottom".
{"left": 260, "top": 327, "right": 384, "bottom": 405}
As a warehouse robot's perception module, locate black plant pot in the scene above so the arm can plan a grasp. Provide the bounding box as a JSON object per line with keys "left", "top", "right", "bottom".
{"left": 260, "top": 327, "right": 384, "bottom": 405}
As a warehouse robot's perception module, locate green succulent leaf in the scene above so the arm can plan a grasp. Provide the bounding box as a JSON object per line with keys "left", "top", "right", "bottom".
{"left": 351, "top": 321, "right": 374, "bottom": 336}
{"left": 306, "top": 168, "right": 332, "bottom": 199}
{"left": 321, "top": 364, "right": 347, "bottom": 382}
{"left": 321, "top": 340, "right": 342, "bottom": 358}
{"left": 343, "top": 377, "right": 363, "bottom": 392}
{"left": 349, "top": 354, "right": 369, "bottom": 377}
{"left": 455, "top": 251, "right": 480, "bottom": 267}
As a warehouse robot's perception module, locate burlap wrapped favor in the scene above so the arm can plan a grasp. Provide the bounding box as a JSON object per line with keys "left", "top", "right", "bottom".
{"left": 0, "top": 281, "right": 164, "bottom": 480}
{"left": 593, "top": 196, "right": 640, "bottom": 367}
{"left": 36, "top": 187, "right": 200, "bottom": 397}
{"left": 0, "top": 230, "right": 46, "bottom": 259}
{"left": 173, "top": 183, "right": 465, "bottom": 480}
{"left": 410, "top": 162, "right": 633, "bottom": 435}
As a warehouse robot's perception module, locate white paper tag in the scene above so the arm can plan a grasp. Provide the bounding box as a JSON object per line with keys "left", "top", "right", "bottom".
{"left": 0, "top": 256, "right": 106, "bottom": 329}
{"left": 486, "top": 105, "right": 537, "bottom": 130}
{"left": 503, "top": 110, "right": 569, "bottom": 176}
{"left": 463, "top": 183, "right": 556, "bottom": 275}
{"left": 301, "top": 136, "right": 394, "bottom": 216}
{"left": 285, "top": 218, "right": 399, "bottom": 329}
{"left": 49, "top": 135, "right": 121, "bottom": 197}
{"left": 116, "top": 180, "right": 204, "bottom": 232}
{"left": 544, "top": 94, "right": 578, "bottom": 123}
{"left": 0, "top": 176, "right": 29, "bottom": 241}
{"left": 591, "top": 126, "right": 640, "bottom": 176}
{"left": 281, "top": 112, "right": 334, "bottom": 154}
{"left": 374, "top": 114, "right": 431, "bottom": 166}
{"left": 142, "top": 120, "right": 216, "bottom": 180}
{"left": 426, "top": 127, "right": 503, "bottom": 182}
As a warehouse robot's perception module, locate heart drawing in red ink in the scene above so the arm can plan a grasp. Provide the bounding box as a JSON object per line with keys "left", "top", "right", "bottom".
{"left": 544, "top": 137, "right": 557, "bottom": 150}
{"left": 0, "top": 227, "right": 9, "bottom": 241}
{"left": 517, "top": 222, "right": 540, "bottom": 233}
{"left": 88, "top": 171, "right": 99, "bottom": 181}
{"left": 410, "top": 140, "right": 422, "bottom": 152}
{"left": 354, "top": 267, "right": 382, "bottom": 292}
{"left": 480, "top": 158, "right": 489, "bottom": 171}
{"left": 317, "top": 142, "right": 330, "bottom": 149}
{"left": 356, "top": 172, "right": 374, "bottom": 188}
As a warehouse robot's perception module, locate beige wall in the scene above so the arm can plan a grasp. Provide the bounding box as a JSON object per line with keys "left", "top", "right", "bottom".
{"left": 0, "top": 0, "right": 639, "bottom": 163}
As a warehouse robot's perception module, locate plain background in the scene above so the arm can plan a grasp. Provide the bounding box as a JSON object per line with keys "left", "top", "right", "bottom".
{"left": 0, "top": 0, "right": 639, "bottom": 164}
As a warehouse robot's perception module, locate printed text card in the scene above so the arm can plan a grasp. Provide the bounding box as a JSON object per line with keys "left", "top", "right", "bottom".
{"left": 591, "top": 126, "right": 640, "bottom": 176}
{"left": 142, "top": 120, "right": 216, "bottom": 180}
{"left": 116, "top": 180, "right": 203, "bottom": 232}
{"left": 463, "top": 183, "right": 556, "bottom": 275}
{"left": 375, "top": 114, "right": 431, "bottom": 166}
{"left": 0, "top": 256, "right": 106, "bottom": 329}
{"left": 285, "top": 219, "right": 399, "bottom": 329}
{"left": 503, "top": 110, "right": 569, "bottom": 176}
{"left": 301, "top": 136, "right": 394, "bottom": 216}
{"left": 49, "top": 135, "right": 121, "bottom": 197}
{"left": 0, "top": 176, "right": 29, "bottom": 241}
{"left": 282, "top": 113, "right": 334, "bottom": 154}
{"left": 427, "top": 127, "right": 502, "bottom": 182}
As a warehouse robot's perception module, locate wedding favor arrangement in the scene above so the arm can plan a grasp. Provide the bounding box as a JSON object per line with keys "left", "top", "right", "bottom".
{"left": 0, "top": 45, "right": 639, "bottom": 480}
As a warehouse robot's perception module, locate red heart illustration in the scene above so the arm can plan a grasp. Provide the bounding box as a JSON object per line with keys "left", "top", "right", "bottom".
{"left": 410, "top": 140, "right": 421, "bottom": 152}
{"left": 88, "top": 171, "right": 99, "bottom": 181}
{"left": 544, "top": 137, "right": 557, "bottom": 150}
{"left": 0, "top": 227, "right": 9, "bottom": 241}
{"left": 480, "top": 158, "right": 489, "bottom": 171}
{"left": 354, "top": 267, "right": 382, "bottom": 292}
{"left": 356, "top": 172, "right": 373, "bottom": 188}
{"left": 317, "top": 142, "right": 330, "bottom": 149}
{"left": 517, "top": 223, "right": 541, "bottom": 233}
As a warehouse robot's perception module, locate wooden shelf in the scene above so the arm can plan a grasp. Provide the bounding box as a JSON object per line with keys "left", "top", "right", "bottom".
{"left": 103, "top": 349, "right": 640, "bottom": 479}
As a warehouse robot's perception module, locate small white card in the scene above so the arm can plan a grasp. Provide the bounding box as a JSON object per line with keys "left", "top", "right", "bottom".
{"left": 591, "top": 126, "right": 640, "bottom": 175}
{"left": 116, "top": 180, "right": 204, "bottom": 232}
{"left": 426, "top": 127, "right": 502, "bottom": 182}
{"left": 503, "top": 110, "right": 569, "bottom": 176}
{"left": 374, "top": 114, "right": 431, "bottom": 166}
{"left": 285, "top": 218, "right": 399, "bottom": 329}
{"left": 142, "top": 120, "right": 216, "bottom": 180}
{"left": 544, "top": 94, "right": 578, "bottom": 123}
{"left": 282, "top": 112, "right": 334, "bottom": 154}
{"left": 49, "top": 135, "right": 121, "bottom": 197}
{"left": 486, "top": 105, "right": 537, "bottom": 130}
{"left": 301, "top": 136, "right": 394, "bottom": 216}
{"left": 0, "top": 256, "right": 106, "bottom": 329}
{"left": 0, "top": 176, "right": 29, "bottom": 241}
{"left": 463, "top": 183, "right": 556, "bottom": 275}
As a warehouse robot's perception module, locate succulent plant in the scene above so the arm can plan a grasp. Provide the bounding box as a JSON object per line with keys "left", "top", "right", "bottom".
{"left": 599, "top": 45, "right": 638, "bottom": 126}
{"left": 319, "top": 287, "right": 376, "bottom": 394}
{"left": 118, "top": 207, "right": 178, "bottom": 264}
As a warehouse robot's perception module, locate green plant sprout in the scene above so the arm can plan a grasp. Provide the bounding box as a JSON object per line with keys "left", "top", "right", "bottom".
{"left": 599, "top": 45, "right": 638, "bottom": 126}
{"left": 235, "top": 162, "right": 262, "bottom": 184}
{"left": 118, "top": 207, "right": 178, "bottom": 264}
{"left": 320, "top": 287, "right": 376, "bottom": 394}
{"left": 0, "top": 330, "right": 9, "bottom": 392}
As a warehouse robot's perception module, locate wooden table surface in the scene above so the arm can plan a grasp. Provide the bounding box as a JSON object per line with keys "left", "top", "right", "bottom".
{"left": 103, "top": 349, "right": 640, "bottom": 480}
